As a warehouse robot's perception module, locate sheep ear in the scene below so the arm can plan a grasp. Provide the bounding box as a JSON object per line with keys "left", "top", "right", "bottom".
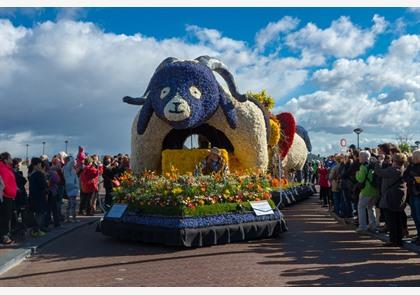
{"left": 196, "top": 56, "right": 247, "bottom": 102}
{"left": 219, "top": 86, "right": 237, "bottom": 129}
{"left": 155, "top": 57, "right": 178, "bottom": 72}
{"left": 123, "top": 96, "right": 147, "bottom": 105}
{"left": 137, "top": 99, "right": 154, "bottom": 135}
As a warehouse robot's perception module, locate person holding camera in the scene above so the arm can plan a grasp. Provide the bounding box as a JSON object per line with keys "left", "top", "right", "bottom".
{"left": 355, "top": 150, "right": 379, "bottom": 233}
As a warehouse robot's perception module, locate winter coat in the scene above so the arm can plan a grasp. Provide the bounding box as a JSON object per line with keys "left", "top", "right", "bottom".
{"left": 375, "top": 162, "right": 406, "bottom": 212}
{"left": 47, "top": 167, "right": 61, "bottom": 196}
{"left": 0, "top": 161, "right": 17, "bottom": 199}
{"left": 63, "top": 161, "right": 80, "bottom": 197}
{"left": 318, "top": 167, "right": 330, "bottom": 188}
{"left": 80, "top": 164, "right": 100, "bottom": 193}
{"left": 29, "top": 170, "right": 48, "bottom": 213}
{"left": 14, "top": 170, "right": 28, "bottom": 208}
{"left": 340, "top": 162, "right": 353, "bottom": 191}
{"left": 356, "top": 163, "right": 379, "bottom": 198}
{"left": 403, "top": 163, "right": 420, "bottom": 200}
{"left": 329, "top": 163, "right": 341, "bottom": 192}
{"left": 102, "top": 165, "right": 118, "bottom": 191}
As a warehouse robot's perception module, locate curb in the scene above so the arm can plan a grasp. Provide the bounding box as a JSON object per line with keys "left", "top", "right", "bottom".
{"left": 0, "top": 217, "right": 101, "bottom": 276}
{"left": 330, "top": 212, "right": 420, "bottom": 254}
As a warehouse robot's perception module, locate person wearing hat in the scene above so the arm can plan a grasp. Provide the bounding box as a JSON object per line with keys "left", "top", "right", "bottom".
{"left": 196, "top": 147, "right": 229, "bottom": 176}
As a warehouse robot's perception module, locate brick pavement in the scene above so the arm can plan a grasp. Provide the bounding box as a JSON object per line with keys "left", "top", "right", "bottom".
{"left": 0, "top": 195, "right": 420, "bottom": 286}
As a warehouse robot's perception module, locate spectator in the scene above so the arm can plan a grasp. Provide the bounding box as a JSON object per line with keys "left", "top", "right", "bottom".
{"left": 329, "top": 154, "right": 343, "bottom": 216}
{"left": 340, "top": 154, "right": 354, "bottom": 218}
{"left": 403, "top": 149, "right": 420, "bottom": 245}
{"left": 0, "top": 152, "right": 17, "bottom": 244}
{"left": 45, "top": 159, "right": 61, "bottom": 228}
{"left": 28, "top": 157, "right": 48, "bottom": 237}
{"left": 63, "top": 156, "right": 80, "bottom": 222}
{"left": 90, "top": 155, "right": 103, "bottom": 213}
{"left": 318, "top": 162, "right": 331, "bottom": 208}
{"left": 11, "top": 158, "right": 28, "bottom": 230}
{"left": 355, "top": 150, "right": 379, "bottom": 233}
{"left": 348, "top": 149, "right": 361, "bottom": 221}
{"left": 80, "top": 157, "right": 100, "bottom": 216}
{"left": 102, "top": 155, "right": 119, "bottom": 209}
{"left": 376, "top": 153, "right": 407, "bottom": 246}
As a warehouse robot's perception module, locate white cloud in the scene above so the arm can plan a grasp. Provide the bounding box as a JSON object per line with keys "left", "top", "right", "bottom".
{"left": 282, "top": 33, "right": 420, "bottom": 154}
{"left": 255, "top": 16, "right": 300, "bottom": 51}
{"left": 286, "top": 14, "right": 387, "bottom": 58}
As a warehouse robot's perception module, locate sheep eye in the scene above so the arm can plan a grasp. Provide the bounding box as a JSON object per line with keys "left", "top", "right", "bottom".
{"left": 189, "top": 86, "right": 202, "bottom": 99}
{"left": 160, "top": 87, "right": 170, "bottom": 99}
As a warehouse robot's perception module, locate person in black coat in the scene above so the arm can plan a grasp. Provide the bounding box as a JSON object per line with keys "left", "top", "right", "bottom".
{"left": 375, "top": 153, "right": 407, "bottom": 247}
{"left": 11, "top": 158, "right": 28, "bottom": 230}
{"left": 28, "top": 158, "right": 49, "bottom": 236}
{"left": 102, "top": 156, "right": 119, "bottom": 209}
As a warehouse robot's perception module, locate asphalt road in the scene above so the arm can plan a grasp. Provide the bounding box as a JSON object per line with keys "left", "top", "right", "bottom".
{"left": 1, "top": 196, "right": 420, "bottom": 287}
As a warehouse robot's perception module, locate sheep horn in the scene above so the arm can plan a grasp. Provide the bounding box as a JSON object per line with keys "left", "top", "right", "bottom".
{"left": 155, "top": 57, "right": 179, "bottom": 73}
{"left": 122, "top": 96, "right": 147, "bottom": 105}
{"left": 195, "top": 55, "right": 247, "bottom": 102}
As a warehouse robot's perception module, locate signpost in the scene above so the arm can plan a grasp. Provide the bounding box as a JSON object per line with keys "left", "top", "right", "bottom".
{"left": 249, "top": 200, "right": 274, "bottom": 216}
{"left": 105, "top": 204, "right": 128, "bottom": 219}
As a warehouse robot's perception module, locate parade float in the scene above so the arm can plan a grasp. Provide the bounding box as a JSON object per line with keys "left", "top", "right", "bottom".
{"left": 100, "top": 56, "right": 313, "bottom": 247}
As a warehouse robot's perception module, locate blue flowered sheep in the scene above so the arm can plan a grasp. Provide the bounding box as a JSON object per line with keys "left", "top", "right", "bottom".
{"left": 123, "top": 56, "right": 247, "bottom": 134}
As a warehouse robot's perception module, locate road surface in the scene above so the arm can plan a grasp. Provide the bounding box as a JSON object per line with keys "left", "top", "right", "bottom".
{"left": 1, "top": 196, "right": 419, "bottom": 286}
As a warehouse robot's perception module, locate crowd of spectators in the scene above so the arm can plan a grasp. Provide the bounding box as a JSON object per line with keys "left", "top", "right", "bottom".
{"left": 0, "top": 148, "right": 130, "bottom": 244}
{"left": 302, "top": 144, "right": 420, "bottom": 247}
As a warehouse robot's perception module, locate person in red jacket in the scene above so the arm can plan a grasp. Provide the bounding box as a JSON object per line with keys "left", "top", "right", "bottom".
{"left": 0, "top": 152, "right": 17, "bottom": 244}
{"left": 79, "top": 157, "right": 100, "bottom": 216}
{"left": 318, "top": 162, "right": 331, "bottom": 208}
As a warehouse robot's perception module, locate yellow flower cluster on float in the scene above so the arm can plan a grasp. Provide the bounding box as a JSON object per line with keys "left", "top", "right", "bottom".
{"left": 268, "top": 117, "right": 281, "bottom": 147}
{"left": 162, "top": 149, "right": 229, "bottom": 175}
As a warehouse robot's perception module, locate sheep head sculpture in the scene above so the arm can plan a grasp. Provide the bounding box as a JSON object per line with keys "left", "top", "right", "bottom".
{"left": 123, "top": 56, "right": 247, "bottom": 134}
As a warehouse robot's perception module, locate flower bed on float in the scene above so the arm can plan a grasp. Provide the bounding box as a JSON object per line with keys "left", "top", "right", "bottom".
{"left": 112, "top": 169, "right": 276, "bottom": 217}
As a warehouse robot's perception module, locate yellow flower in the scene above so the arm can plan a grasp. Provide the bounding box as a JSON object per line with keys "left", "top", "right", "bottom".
{"left": 172, "top": 187, "right": 183, "bottom": 195}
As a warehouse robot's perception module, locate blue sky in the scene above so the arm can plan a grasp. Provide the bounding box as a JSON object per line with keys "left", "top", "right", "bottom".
{"left": 0, "top": 7, "right": 419, "bottom": 157}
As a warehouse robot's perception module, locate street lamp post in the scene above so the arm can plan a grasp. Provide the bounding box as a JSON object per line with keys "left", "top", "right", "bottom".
{"left": 353, "top": 128, "right": 363, "bottom": 149}
{"left": 65, "top": 140, "right": 69, "bottom": 154}
{"left": 42, "top": 141, "right": 46, "bottom": 155}
{"left": 415, "top": 140, "right": 420, "bottom": 149}
{"left": 26, "top": 144, "right": 29, "bottom": 164}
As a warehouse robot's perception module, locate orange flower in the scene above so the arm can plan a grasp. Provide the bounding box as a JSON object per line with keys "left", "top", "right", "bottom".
{"left": 271, "top": 178, "right": 280, "bottom": 188}
{"left": 247, "top": 182, "right": 254, "bottom": 190}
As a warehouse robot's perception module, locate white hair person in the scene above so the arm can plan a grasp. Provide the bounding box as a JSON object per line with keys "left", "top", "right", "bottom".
{"left": 359, "top": 150, "right": 371, "bottom": 164}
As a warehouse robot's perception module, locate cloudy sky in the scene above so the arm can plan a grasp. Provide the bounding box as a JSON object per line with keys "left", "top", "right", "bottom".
{"left": 0, "top": 7, "right": 419, "bottom": 158}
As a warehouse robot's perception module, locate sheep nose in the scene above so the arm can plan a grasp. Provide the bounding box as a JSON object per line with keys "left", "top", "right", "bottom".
{"left": 173, "top": 102, "right": 181, "bottom": 110}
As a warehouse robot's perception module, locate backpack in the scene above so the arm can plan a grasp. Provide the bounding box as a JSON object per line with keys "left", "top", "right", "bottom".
{"left": 366, "top": 162, "right": 381, "bottom": 190}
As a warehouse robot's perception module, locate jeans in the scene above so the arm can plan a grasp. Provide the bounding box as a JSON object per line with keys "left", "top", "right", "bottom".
{"left": 410, "top": 197, "right": 420, "bottom": 236}
{"left": 105, "top": 188, "right": 113, "bottom": 208}
{"left": 79, "top": 192, "right": 92, "bottom": 215}
{"left": 341, "top": 189, "right": 353, "bottom": 218}
{"left": 66, "top": 195, "right": 77, "bottom": 219}
{"left": 34, "top": 211, "right": 46, "bottom": 232}
{"left": 357, "top": 196, "right": 377, "bottom": 230}
{"left": 332, "top": 191, "right": 342, "bottom": 215}
{"left": 45, "top": 192, "right": 60, "bottom": 226}
{"left": 384, "top": 209, "right": 404, "bottom": 245}
{"left": 57, "top": 185, "right": 65, "bottom": 219}
{"left": 0, "top": 198, "right": 14, "bottom": 237}
{"left": 320, "top": 187, "right": 330, "bottom": 205}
